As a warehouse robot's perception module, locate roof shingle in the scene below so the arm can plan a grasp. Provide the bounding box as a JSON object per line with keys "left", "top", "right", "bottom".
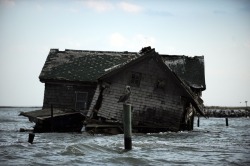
{"left": 39, "top": 49, "right": 139, "bottom": 82}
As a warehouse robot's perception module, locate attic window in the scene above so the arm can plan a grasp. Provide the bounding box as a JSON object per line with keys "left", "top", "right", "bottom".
{"left": 156, "top": 79, "right": 166, "bottom": 89}
{"left": 130, "top": 72, "right": 142, "bottom": 87}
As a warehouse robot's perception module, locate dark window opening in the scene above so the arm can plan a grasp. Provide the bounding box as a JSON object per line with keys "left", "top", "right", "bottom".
{"left": 156, "top": 79, "right": 166, "bottom": 89}
{"left": 130, "top": 72, "right": 142, "bottom": 87}
{"left": 75, "top": 92, "right": 88, "bottom": 110}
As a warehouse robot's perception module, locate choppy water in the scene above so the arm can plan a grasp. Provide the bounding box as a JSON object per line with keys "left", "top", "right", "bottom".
{"left": 0, "top": 108, "right": 249, "bottom": 166}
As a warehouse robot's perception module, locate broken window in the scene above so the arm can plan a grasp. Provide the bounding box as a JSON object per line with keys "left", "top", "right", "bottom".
{"left": 75, "top": 92, "right": 88, "bottom": 110}
{"left": 130, "top": 72, "right": 142, "bottom": 87}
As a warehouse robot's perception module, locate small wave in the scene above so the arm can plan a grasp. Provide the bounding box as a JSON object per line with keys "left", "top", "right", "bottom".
{"left": 61, "top": 144, "right": 85, "bottom": 156}
{"left": 103, "top": 156, "right": 152, "bottom": 165}
{"left": 0, "top": 142, "right": 30, "bottom": 148}
{"left": 0, "top": 118, "right": 18, "bottom": 123}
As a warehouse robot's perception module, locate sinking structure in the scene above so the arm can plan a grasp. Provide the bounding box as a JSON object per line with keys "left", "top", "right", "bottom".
{"left": 87, "top": 47, "right": 206, "bottom": 133}
{"left": 21, "top": 47, "right": 206, "bottom": 133}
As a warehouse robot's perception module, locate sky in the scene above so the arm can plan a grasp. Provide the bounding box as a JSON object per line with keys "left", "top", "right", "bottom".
{"left": 0, "top": 0, "right": 249, "bottom": 107}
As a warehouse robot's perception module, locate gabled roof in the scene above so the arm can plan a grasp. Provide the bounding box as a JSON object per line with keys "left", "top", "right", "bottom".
{"left": 99, "top": 49, "right": 156, "bottom": 80}
{"left": 39, "top": 48, "right": 205, "bottom": 91}
{"left": 39, "top": 49, "right": 139, "bottom": 83}
{"left": 99, "top": 49, "right": 205, "bottom": 116}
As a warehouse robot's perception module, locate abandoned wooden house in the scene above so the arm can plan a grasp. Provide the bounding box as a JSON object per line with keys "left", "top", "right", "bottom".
{"left": 21, "top": 47, "right": 206, "bottom": 133}
{"left": 86, "top": 47, "right": 206, "bottom": 133}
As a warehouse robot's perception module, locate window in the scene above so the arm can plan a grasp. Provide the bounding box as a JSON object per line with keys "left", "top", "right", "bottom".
{"left": 130, "top": 72, "right": 142, "bottom": 87}
{"left": 75, "top": 92, "right": 88, "bottom": 110}
{"left": 156, "top": 79, "right": 166, "bottom": 89}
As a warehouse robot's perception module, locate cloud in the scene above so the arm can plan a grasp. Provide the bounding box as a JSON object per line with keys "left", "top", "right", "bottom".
{"left": 0, "top": 0, "right": 15, "bottom": 7}
{"left": 81, "top": 1, "right": 143, "bottom": 13}
{"left": 133, "top": 34, "right": 156, "bottom": 47}
{"left": 84, "top": 0, "right": 114, "bottom": 12}
{"left": 109, "top": 32, "right": 127, "bottom": 47}
{"left": 108, "top": 33, "right": 156, "bottom": 50}
{"left": 118, "top": 2, "right": 143, "bottom": 13}
{"left": 145, "top": 9, "right": 173, "bottom": 17}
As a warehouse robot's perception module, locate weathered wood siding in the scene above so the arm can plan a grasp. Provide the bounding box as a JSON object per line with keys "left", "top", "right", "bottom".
{"left": 97, "top": 59, "right": 188, "bottom": 131}
{"left": 88, "top": 85, "right": 101, "bottom": 116}
{"left": 43, "top": 82, "right": 96, "bottom": 110}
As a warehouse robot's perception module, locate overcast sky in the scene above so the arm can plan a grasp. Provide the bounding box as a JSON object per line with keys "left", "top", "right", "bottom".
{"left": 0, "top": 0, "right": 249, "bottom": 107}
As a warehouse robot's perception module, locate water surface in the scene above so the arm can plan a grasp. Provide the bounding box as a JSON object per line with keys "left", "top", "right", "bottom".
{"left": 0, "top": 108, "right": 249, "bottom": 165}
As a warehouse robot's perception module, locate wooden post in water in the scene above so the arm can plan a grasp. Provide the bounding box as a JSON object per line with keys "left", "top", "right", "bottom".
{"left": 28, "top": 133, "right": 35, "bottom": 144}
{"left": 225, "top": 117, "right": 229, "bottom": 126}
{"left": 51, "top": 104, "right": 54, "bottom": 132}
{"left": 197, "top": 116, "right": 200, "bottom": 127}
{"left": 123, "top": 104, "right": 132, "bottom": 150}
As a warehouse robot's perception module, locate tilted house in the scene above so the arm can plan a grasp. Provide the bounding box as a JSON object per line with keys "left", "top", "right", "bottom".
{"left": 88, "top": 48, "right": 206, "bottom": 132}
{"left": 35, "top": 47, "right": 205, "bottom": 133}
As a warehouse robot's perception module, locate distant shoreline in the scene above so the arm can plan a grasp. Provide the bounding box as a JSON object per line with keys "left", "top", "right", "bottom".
{"left": 0, "top": 106, "right": 42, "bottom": 108}
{"left": 205, "top": 106, "right": 249, "bottom": 109}
{"left": 204, "top": 106, "right": 249, "bottom": 117}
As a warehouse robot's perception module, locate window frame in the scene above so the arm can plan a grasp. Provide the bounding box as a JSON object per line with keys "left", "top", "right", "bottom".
{"left": 130, "top": 72, "right": 142, "bottom": 87}
{"left": 75, "top": 91, "right": 88, "bottom": 111}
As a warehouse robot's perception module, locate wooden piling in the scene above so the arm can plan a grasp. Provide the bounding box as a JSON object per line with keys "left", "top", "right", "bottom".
{"left": 28, "top": 133, "right": 35, "bottom": 144}
{"left": 225, "top": 118, "right": 228, "bottom": 126}
{"left": 197, "top": 116, "right": 200, "bottom": 127}
{"left": 51, "top": 104, "right": 54, "bottom": 132}
{"left": 123, "top": 104, "right": 132, "bottom": 150}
